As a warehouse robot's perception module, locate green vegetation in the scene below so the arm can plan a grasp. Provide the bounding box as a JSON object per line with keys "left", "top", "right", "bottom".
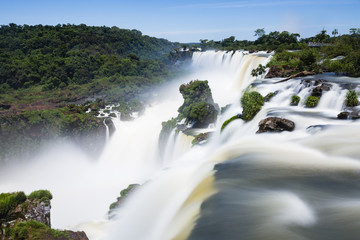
{"left": 0, "top": 23, "right": 185, "bottom": 161}
{"left": 28, "top": 190, "right": 53, "bottom": 202}
{"left": 109, "top": 184, "right": 140, "bottom": 213}
{"left": 221, "top": 114, "right": 242, "bottom": 131}
{"left": 200, "top": 30, "right": 303, "bottom": 51}
{"left": 240, "top": 91, "right": 264, "bottom": 121}
{"left": 290, "top": 95, "right": 301, "bottom": 106}
{"left": 159, "top": 117, "right": 178, "bottom": 149}
{"left": 0, "top": 23, "right": 177, "bottom": 90}
{"left": 266, "top": 48, "right": 320, "bottom": 76}
{"left": 345, "top": 89, "right": 359, "bottom": 107}
{"left": 178, "top": 80, "right": 218, "bottom": 128}
{"left": 12, "top": 220, "right": 66, "bottom": 240}
{"left": 192, "top": 132, "right": 210, "bottom": 146}
{"left": 201, "top": 28, "right": 360, "bottom": 77}
{"left": 251, "top": 64, "right": 266, "bottom": 78}
{"left": 264, "top": 92, "right": 277, "bottom": 102}
{"left": 0, "top": 192, "right": 27, "bottom": 218}
{"left": 305, "top": 96, "right": 320, "bottom": 108}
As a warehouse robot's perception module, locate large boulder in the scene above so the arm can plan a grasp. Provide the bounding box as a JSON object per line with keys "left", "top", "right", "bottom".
{"left": 311, "top": 83, "right": 332, "bottom": 97}
{"left": 257, "top": 117, "right": 295, "bottom": 133}
{"left": 178, "top": 80, "right": 218, "bottom": 128}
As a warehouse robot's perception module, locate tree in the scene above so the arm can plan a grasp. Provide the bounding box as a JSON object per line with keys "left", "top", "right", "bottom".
{"left": 254, "top": 28, "right": 265, "bottom": 38}
{"left": 332, "top": 29, "right": 338, "bottom": 37}
{"left": 349, "top": 28, "right": 360, "bottom": 35}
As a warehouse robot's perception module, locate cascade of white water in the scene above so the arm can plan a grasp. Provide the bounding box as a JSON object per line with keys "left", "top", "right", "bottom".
{"left": 103, "top": 119, "right": 109, "bottom": 143}
{"left": 1, "top": 50, "right": 360, "bottom": 240}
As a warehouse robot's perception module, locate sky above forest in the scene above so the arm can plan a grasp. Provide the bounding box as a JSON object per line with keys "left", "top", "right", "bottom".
{"left": 0, "top": 0, "right": 359, "bottom": 42}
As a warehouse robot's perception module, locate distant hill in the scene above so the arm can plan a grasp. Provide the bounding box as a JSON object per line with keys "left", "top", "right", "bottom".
{"left": 0, "top": 23, "right": 179, "bottom": 89}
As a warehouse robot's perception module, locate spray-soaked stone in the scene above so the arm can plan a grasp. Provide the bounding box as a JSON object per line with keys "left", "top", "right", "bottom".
{"left": 257, "top": 117, "right": 295, "bottom": 133}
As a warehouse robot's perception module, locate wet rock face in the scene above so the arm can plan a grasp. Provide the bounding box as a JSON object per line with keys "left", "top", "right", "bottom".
{"left": 257, "top": 117, "right": 295, "bottom": 133}
{"left": 337, "top": 111, "right": 360, "bottom": 120}
{"left": 23, "top": 200, "right": 51, "bottom": 227}
{"left": 311, "top": 83, "right": 332, "bottom": 97}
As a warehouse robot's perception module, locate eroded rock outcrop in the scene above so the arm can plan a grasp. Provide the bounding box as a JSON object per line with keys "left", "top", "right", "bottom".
{"left": 178, "top": 80, "right": 219, "bottom": 128}
{"left": 0, "top": 190, "right": 88, "bottom": 240}
{"left": 257, "top": 117, "right": 295, "bottom": 133}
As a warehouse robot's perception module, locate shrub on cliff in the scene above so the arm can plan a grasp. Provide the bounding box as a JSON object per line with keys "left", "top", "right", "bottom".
{"left": 345, "top": 89, "right": 359, "bottom": 107}
{"left": 241, "top": 91, "right": 264, "bottom": 121}
{"left": 28, "top": 190, "right": 53, "bottom": 202}
{"left": 251, "top": 64, "right": 266, "bottom": 78}
{"left": 178, "top": 80, "right": 218, "bottom": 128}
{"left": 0, "top": 191, "right": 27, "bottom": 218}
{"left": 187, "top": 102, "right": 217, "bottom": 128}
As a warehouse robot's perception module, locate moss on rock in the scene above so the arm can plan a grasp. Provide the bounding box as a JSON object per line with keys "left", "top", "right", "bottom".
{"left": 192, "top": 132, "right": 211, "bottom": 146}
{"left": 221, "top": 114, "right": 242, "bottom": 132}
{"left": 240, "top": 91, "right": 264, "bottom": 121}
{"left": 305, "top": 96, "right": 320, "bottom": 108}
{"left": 178, "top": 80, "right": 218, "bottom": 128}
{"left": 290, "top": 95, "right": 300, "bottom": 106}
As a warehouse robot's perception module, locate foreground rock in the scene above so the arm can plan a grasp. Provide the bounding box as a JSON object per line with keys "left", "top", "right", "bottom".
{"left": 311, "top": 83, "right": 332, "bottom": 97}
{"left": 0, "top": 190, "right": 88, "bottom": 240}
{"left": 178, "top": 80, "right": 219, "bottom": 128}
{"left": 257, "top": 117, "right": 295, "bottom": 133}
{"left": 337, "top": 111, "right": 360, "bottom": 120}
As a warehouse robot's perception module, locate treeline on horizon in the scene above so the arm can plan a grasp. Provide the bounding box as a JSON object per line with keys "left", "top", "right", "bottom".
{"left": 195, "top": 28, "right": 360, "bottom": 77}
{"left": 0, "top": 23, "right": 180, "bottom": 92}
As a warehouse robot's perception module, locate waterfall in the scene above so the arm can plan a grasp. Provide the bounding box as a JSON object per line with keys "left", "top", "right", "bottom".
{"left": 103, "top": 119, "right": 110, "bottom": 143}
{"left": 1, "top": 50, "right": 360, "bottom": 240}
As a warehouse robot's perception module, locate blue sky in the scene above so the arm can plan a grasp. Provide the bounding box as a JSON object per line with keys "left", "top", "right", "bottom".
{"left": 0, "top": 0, "right": 359, "bottom": 42}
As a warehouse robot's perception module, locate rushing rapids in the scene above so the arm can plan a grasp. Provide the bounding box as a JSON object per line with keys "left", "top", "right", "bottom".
{"left": 1, "top": 50, "right": 360, "bottom": 239}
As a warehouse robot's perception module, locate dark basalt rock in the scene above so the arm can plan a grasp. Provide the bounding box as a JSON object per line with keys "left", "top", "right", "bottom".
{"left": 257, "top": 117, "right": 295, "bottom": 133}
{"left": 311, "top": 83, "right": 332, "bottom": 97}
{"left": 337, "top": 111, "right": 360, "bottom": 120}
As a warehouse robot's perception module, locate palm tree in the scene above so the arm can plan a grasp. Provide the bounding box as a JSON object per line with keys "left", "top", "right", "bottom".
{"left": 332, "top": 29, "right": 338, "bottom": 37}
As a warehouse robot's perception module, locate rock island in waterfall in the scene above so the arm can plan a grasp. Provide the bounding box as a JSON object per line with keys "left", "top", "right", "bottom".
{"left": 1, "top": 1, "right": 360, "bottom": 239}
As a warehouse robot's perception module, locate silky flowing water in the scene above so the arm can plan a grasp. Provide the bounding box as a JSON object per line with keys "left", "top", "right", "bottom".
{"left": 1, "top": 50, "right": 360, "bottom": 240}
